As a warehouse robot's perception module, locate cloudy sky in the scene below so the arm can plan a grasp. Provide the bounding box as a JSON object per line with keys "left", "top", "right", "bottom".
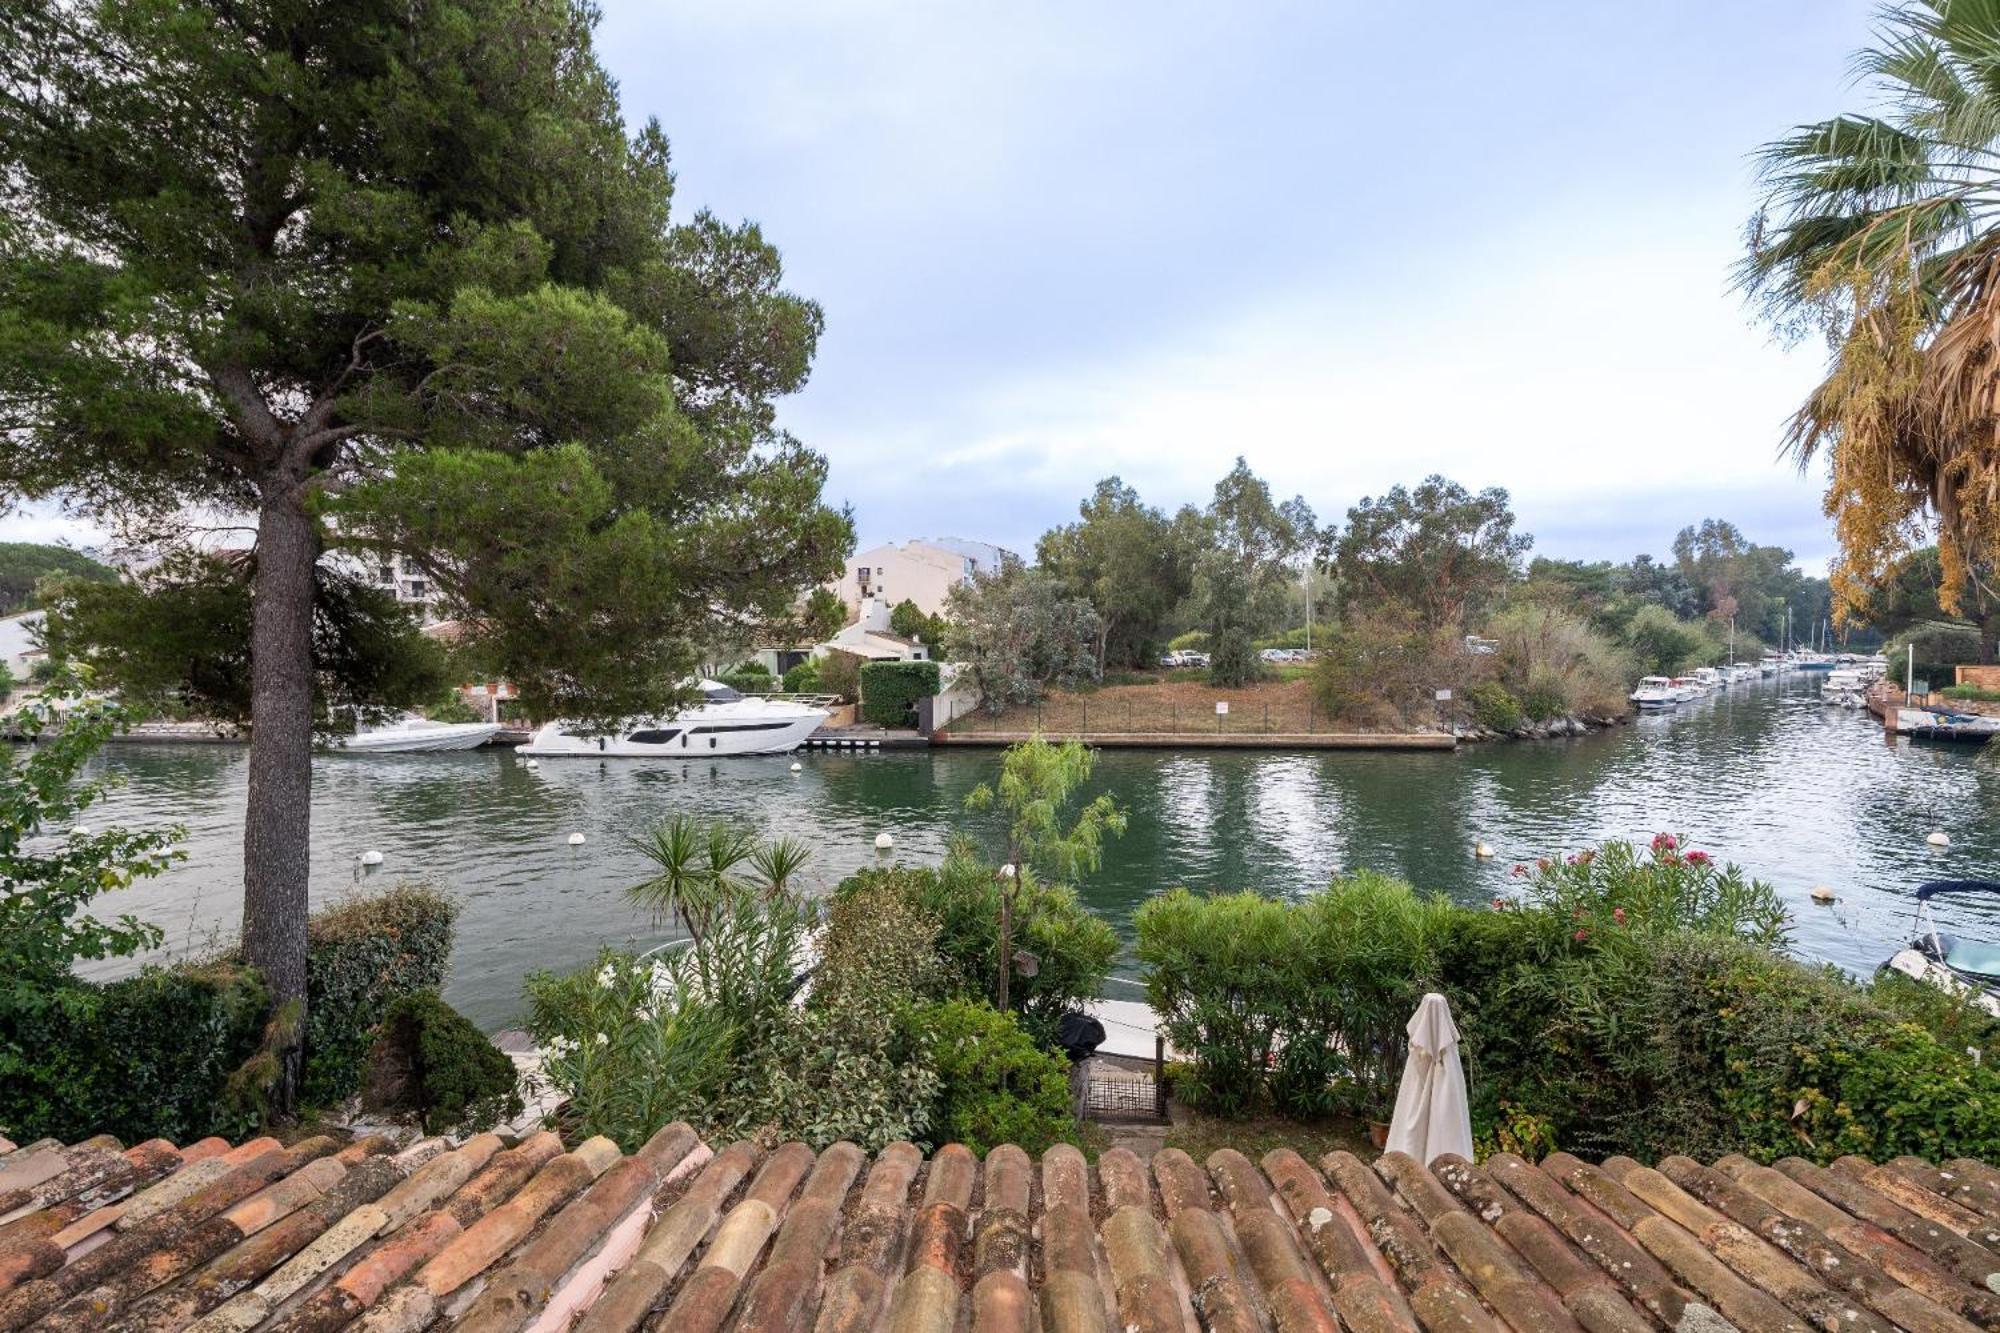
{"left": 596, "top": 0, "right": 1876, "bottom": 570}
{"left": 2, "top": 1, "right": 1882, "bottom": 570}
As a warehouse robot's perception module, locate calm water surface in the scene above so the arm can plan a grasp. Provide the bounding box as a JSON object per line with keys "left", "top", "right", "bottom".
{"left": 75, "top": 676, "right": 2000, "bottom": 1029}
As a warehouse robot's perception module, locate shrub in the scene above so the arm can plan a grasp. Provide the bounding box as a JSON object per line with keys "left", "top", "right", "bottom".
{"left": 1515, "top": 670, "right": 1568, "bottom": 722}
{"left": 835, "top": 848, "right": 1118, "bottom": 1043}
{"left": 1940, "top": 683, "right": 2000, "bottom": 702}
{"left": 717, "top": 671, "right": 776, "bottom": 695}
{"left": 1487, "top": 603, "right": 1634, "bottom": 719}
{"left": 919, "top": 998, "right": 1076, "bottom": 1156}
{"left": 1167, "top": 630, "right": 1210, "bottom": 652}
{"left": 424, "top": 694, "right": 483, "bottom": 723}
{"left": 732, "top": 660, "right": 772, "bottom": 676}
{"left": 370, "top": 991, "right": 522, "bottom": 1135}
{"left": 1624, "top": 604, "right": 1711, "bottom": 675}
{"left": 0, "top": 963, "right": 270, "bottom": 1144}
{"left": 1465, "top": 681, "right": 1523, "bottom": 732}
{"left": 1311, "top": 610, "right": 1470, "bottom": 729}
{"left": 782, "top": 659, "right": 820, "bottom": 694}
{"left": 817, "top": 649, "right": 862, "bottom": 702}
{"left": 858, "top": 660, "right": 942, "bottom": 727}
{"left": 297, "top": 884, "right": 458, "bottom": 1106}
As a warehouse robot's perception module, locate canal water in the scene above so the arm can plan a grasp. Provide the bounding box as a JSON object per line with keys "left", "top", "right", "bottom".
{"left": 73, "top": 674, "right": 2000, "bottom": 1029}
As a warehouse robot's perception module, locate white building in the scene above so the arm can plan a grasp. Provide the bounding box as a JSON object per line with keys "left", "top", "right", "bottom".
{"left": 831, "top": 538, "right": 1011, "bottom": 620}
{"left": 0, "top": 611, "right": 46, "bottom": 682}
{"left": 351, "top": 552, "right": 445, "bottom": 624}
{"left": 818, "top": 597, "right": 931, "bottom": 662}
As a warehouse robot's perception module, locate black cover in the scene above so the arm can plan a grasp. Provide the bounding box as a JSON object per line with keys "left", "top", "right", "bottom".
{"left": 1056, "top": 1011, "right": 1106, "bottom": 1062}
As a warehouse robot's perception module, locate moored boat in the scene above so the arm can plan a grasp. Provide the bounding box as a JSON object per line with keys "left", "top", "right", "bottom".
{"left": 1879, "top": 880, "right": 2000, "bottom": 1018}
{"left": 1892, "top": 707, "right": 2000, "bottom": 741}
{"left": 1629, "top": 677, "right": 1679, "bottom": 710}
{"left": 521, "top": 679, "right": 829, "bottom": 757}
{"left": 329, "top": 715, "right": 503, "bottom": 753}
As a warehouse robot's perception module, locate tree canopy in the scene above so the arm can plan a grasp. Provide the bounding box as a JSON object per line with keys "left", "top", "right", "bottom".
{"left": 0, "top": 0, "right": 850, "bottom": 1096}
{"left": 1187, "top": 459, "right": 1319, "bottom": 686}
{"left": 945, "top": 560, "right": 1101, "bottom": 713}
{"left": 1036, "top": 477, "right": 1201, "bottom": 671}
{"left": 1334, "top": 475, "right": 1528, "bottom": 634}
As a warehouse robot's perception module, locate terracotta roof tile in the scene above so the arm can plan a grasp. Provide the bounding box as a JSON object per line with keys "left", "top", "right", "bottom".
{"left": 9, "top": 1125, "right": 2000, "bottom": 1329}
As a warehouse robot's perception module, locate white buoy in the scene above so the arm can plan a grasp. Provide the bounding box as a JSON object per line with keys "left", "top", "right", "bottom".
{"left": 567, "top": 832, "right": 586, "bottom": 847}
{"left": 523, "top": 758, "right": 539, "bottom": 770}
{"left": 790, "top": 761, "right": 802, "bottom": 773}
{"left": 1473, "top": 842, "right": 1495, "bottom": 859}
{"left": 359, "top": 849, "right": 384, "bottom": 867}
{"left": 999, "top": 863, "right": 1017, "bottom": 879}
{"left": 69, "top": 825, "right": 90, "bottom": 838}
{"left": 874, "top": 832, "right": 894, "bottom": 851}
{"left": 1810, "top": 885, "right": 1836, "bottom": 904}
{"left": 1927, "top": 830, "right": 1952, "bottom": 848}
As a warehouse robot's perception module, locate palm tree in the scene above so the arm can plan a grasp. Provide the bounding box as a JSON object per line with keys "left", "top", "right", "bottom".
{"left": 1742, "top": 0, "right": 2000, "bottom": 618}
{"left": 627, "top": 816, "right": 755, "bottom": 947}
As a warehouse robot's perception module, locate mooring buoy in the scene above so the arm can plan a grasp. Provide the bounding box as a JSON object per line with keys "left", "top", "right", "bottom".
{"left": 567, "top": 832, "right": 586, "bottom": 847}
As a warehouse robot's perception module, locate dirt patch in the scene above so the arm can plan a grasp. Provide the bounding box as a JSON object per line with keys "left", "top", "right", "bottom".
{"left": 943, "top": 672, "right": 1380, "bottom": 736}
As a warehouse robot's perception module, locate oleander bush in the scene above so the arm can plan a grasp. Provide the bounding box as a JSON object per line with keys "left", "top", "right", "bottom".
{"left": 1137, "top": 834, "right": 2000, "bottom": 1164}
{"left": 781, "top": 659, "right": 821, "bottom": 694}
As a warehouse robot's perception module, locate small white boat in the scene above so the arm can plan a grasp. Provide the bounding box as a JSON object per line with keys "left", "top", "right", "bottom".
{"left": 1879, "top": 880, "right": 2000, "bottom": 1018}
{"left": 1667, "top": 676, "right": 1702, "bottom": 702}
{"left": 1822, "top": 669, "right": 1869, "bottom": 705}
{"left": 1692, "top": 666, "right": 1726, "bottom": 692}
{"left": 331, "top": 715, "right": 502, "bottom": 753}
{"left": 1629, "top": 677, "right": 1679, "bottom": 710}
{"left": 521, "top": 680, "right": 829, "bottom": 757}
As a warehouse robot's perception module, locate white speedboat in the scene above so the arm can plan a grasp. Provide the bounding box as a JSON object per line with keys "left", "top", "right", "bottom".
{"left": 520, "top": 680, "right": 828, "bottom": 757}
{"left": 1629, "top": 677, "right": 1679, "bottom": 710}
{"left": 1879, "top": 880, "right": 2000, "bottom": 1018}
{"left": 331, "top": 715, "right": 502, "bottom": 753}
{"left": 1822, "top": 669, "right": 1869, "bottom": 706}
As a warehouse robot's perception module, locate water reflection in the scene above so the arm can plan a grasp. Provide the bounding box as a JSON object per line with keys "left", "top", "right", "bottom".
{"left": 72, "top": 675, "right": 2000, "bottom": 1029}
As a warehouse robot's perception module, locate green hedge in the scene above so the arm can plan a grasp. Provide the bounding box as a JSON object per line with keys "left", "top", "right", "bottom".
{"left": 0, "top": 963, "right": 271, "bottom": 1144}
{"left": 374, "top": 991, "right": 521, "bottom": 1135}
{"left": 858, "top": 660, "right": 941, "bottom": 726}
{"left": 297, "top": 884, "right": 458, "bottom": 1106}
{"left": 717, "top": 671, "right": 776, "bottom": 695}
{"left": 1138, "top": 840, "right": 2000, "bottom": 1165}
{"left": 0, "top": 883, "right": 459, "bottom": 1144}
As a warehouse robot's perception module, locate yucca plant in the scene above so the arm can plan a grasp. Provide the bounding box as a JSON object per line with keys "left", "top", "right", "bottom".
{"left": 626, "top": 816, "right": 757, "bottom": 947}
{"left": 1743, "top": 0, "right": 2000, "bottom": 616}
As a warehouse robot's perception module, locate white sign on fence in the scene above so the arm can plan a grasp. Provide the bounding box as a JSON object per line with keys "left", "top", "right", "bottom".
{"left": 1435, "top": 688, "right": 1453, "bottom": 702}
{"left": 1215, "top": 701, "right": 1230, "bottom": 715}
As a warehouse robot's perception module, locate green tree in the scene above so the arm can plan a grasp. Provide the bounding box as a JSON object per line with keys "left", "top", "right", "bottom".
{"left": 965, "top": 738, "right": 1125, "bottom": 1011}
{"left": 945, "top": 560, "right": 1101, "bottom": 711}
{"left": 801, "top": 587, "right": 848, "bottom": 643}
{"left": 1186, "top": 459, "right": 1319, "bottom": 687}
{"left": 1335, "top": 475, "right": 1529, "bottom": 635}
{"left": 0, "top": 543, "right": 115, "bottom": 616}
{"left": 1, "top": 677, "right": 181, "bottom": 998}
{"left": 1863, "top": 547, "right": 2000, "bottom": 663}
{"left": 888, "top": 597, "right": 949, "bottom": 654}
{"left": 1037, "top": 477, "right": 1201, "bottom": 670}
{"left": 0, "top": 0, "right": 850, "bottom": 1097}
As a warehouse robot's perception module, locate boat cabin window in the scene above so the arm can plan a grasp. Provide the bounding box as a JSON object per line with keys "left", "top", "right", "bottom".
{"left": 628, "top": 728, "right": 682, "bottom": 746}
{"left": 699, "top": 683, "right": 743, "bottom": 703}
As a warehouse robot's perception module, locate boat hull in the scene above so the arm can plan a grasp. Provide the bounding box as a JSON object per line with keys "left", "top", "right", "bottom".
{"left": 331, "top": 722, "right": 502, "bottom": 753}
{"left": 520, "top": 705, "right": 828, "bottom": 757}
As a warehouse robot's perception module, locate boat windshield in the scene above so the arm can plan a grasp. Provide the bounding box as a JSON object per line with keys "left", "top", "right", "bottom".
{"left": 698, "top": 682, "right": 743, "bottom": 703}
{"left": 1944, "top": 938, "right": 2000, "bottom": 982}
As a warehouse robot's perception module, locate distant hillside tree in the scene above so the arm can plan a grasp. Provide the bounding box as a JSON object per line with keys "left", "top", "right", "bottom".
{"left": 0, "top": 543, "right": 115, "bottom": 615}
{"left": 0, "top": 0, "right": 850, "bottom": 1104}
{"left": 1037, "top": 477, "right": 1202, "bottom": 671}
{"left": 1186, "top": 459, "right": 1319, "bottom": 687}
{"left": 1335, "top": 476, "right": 1528, "bottom": 635}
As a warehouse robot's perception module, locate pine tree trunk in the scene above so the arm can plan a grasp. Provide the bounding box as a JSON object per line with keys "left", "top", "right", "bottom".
{"left": 241, "top": 481, "right": 318, "bottom": 1110}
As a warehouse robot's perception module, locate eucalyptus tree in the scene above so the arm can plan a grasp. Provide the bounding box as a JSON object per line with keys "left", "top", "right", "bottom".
{"left": 0, "top": 0, "right": 850, "bottom": 1099}
{"left": 1742, "top": 0, "right": 2000, "bottom": 618}
{"left": 1036, "top": 477, "right": 1200, "bottom": 670}
{"left": 1187, "top": 459, "right": 1320, "bottom": 686}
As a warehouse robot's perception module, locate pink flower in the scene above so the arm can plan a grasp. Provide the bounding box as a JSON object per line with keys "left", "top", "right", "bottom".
{"left": 1511, "top": 864, "right": 1529, "bottom": 878}
{"left": 1650, "top": 832, "right": 1678, "bottom": 854}
{"left": 1491, "top": 896, "right": 1506, "bottom": 910}
{"left": 1685, "top": 850, "right": 1711, "bottom": 866}
{"left": 1536, "top": 857, "right": 1551, "bottom": 873}
{"left": 1612, "top": 907, "right": 1626, "bottom": 925}
{"left": 1573, "top": 928, "right": 1590, "bottom": 943}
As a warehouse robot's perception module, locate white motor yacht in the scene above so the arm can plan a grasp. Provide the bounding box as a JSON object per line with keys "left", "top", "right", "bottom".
{"left": 330, "top": 715, "right": 502, "bottom": 753}
{"left": 520, "top": 680, "right": 829, "bottom": 757}
{"left": 1629, "top": 677, "right": 1679, "bottom": 710}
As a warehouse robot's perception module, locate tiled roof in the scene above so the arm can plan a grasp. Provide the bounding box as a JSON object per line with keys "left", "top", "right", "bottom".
{"left": 2, "top": 1127, "right": 1999, "bottom": 1332}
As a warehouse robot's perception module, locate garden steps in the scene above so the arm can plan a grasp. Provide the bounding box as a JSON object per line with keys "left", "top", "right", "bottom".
{"left": 2, "top": 1127, "right": 1998, "bottom": 1330}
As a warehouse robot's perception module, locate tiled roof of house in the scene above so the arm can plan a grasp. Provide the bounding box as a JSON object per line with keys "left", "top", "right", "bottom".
{"left": 2, "top": 1125, "right": 1999, "bottom": 1332}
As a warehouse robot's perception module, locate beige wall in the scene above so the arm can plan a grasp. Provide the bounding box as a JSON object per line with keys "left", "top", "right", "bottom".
{"left": 834, "top": 542, "right": 974, "bottom": 618}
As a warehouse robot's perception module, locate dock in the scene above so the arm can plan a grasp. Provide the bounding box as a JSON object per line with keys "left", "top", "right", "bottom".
{"left": 932, "top": 730, "right": 1456, "bottom": 750}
